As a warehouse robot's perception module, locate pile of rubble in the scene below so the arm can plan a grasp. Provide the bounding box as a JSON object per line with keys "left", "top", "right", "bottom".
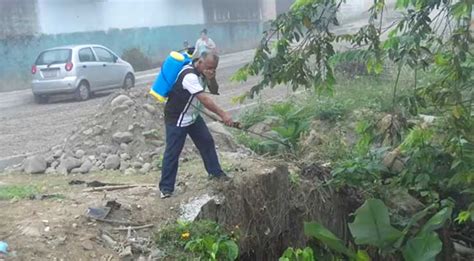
{"left": 10, "top": 87, "right": 239, "bottom": 175}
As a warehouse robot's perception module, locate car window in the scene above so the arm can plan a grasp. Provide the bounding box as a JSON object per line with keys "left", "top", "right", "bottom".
{"left": 78, "top": 48, "right": 96, "bottom": 62}
{"left": 93, "top": 47, "right": 115, "bottom": 63}
{"left": 35, "top": 49, "right": 71, "bottom": 65}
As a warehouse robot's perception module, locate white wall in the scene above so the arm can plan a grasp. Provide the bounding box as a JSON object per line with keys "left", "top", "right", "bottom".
{"left": 37, "top": 0, "right": 205, "bottom": 34}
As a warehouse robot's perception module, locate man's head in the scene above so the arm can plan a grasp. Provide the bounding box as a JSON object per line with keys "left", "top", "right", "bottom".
{"left": 195, "top": 52, "right": 219, "bottom": 75}
{"left": 200, "top": 29, "right": 208, "bottom": 40}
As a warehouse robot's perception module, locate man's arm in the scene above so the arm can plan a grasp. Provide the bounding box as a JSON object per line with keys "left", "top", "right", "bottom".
{"left": 196, "top": 93, "right": 232, "bottom": 126}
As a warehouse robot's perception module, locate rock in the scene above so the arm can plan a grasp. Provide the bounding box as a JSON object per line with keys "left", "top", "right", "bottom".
{"left": 120, "top": 153, "right": 131, "bottom": 160}
{"left": 51, "top": 161, "right": 59, "bottom": 169}
{"left": 82, "top": 128, "right": 93, "bottom": 135}
{"left": 93, "top": 125, "right": 105, "bottom": 136}
{"left": 23, "top": 155, "right": 47, "bottom": 174}
{"left": 112, "top": 132, "right": 133, "bottom": 144}
{"left": 87, "top": 155, "right": 96, "bottom": 162}
{"left": 120, "top": 143, "right": 129, "bottom": 151}
{"left": 148, "top": 248, "right": 166, "bottom": 260}
{"left": 386, "top": 188, "right": 425, "bottom": 215}
{"left": 140, "top": 163, "right": 152, "bottom": 174}
{"left": 95, "top": 160, "right": 103, "bottom": 167}
{"left": 124, "top": 168, "right": 137, "bottom": 175}
{"left": 75, "top": 150, "right": 85, "bottom": 159}
{"left": 142, "top": 129, "right": 161, "bottom": 140}
{"left": 120, "top": 161, "right": 130, "bottom": 171}
{"left": 96, "top": 145, "right": 114, "bottom": 155}
{"left": 99, "top": 153, "right": 108, "bottom": 161}
{"left": 111, "top": 95, "right": 133, "bottom": 107}
{"left": 77, "top": 160, "right": 93, "bottom": 174}
{"left": 132, "top": 162, "right": 143, "bottom": 169}
{"left": 112, "top": 105, "right": 129, "bottom": 114}
{"left": 248, "top": 119, "right": 274, "bottom": 134}
{"left": 143, "top": 104, "right": 157, "bottom": 114}
{"left": 53, "top": 149, "right": 63, "bottom": 158}
{"left": 119, "top": 245, "right": 132, "bottom": 259}
{"left": 58, "top": 157, "right": 83, "bottom": 174}
{"left": 104, "top": 155, "right": 121, "bottom": 170}
{"left": 45, "top": 156, "right": 55, "bottom": 165}
{"left": 45, "top": 167, "right": 56, "bottom": 174}
{"left": 81, "top": 240, "right": 94, "bottom": 251}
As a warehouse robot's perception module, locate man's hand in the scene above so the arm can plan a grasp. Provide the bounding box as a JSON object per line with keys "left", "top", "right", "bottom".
{"left": 221, "top": 111, "right": 233, "bottom": 127}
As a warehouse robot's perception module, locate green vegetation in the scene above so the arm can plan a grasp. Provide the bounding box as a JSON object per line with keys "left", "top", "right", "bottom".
{"left": 154, "top": 220, "right": 239, "bottom": 260}
{"left": 232, "top": 0, "right": 473, "bottom": 259}
{"left": 0, "top": 185, "right": 39, "bottom": 200}
{"left": 121, "top": 47, "right": 154, "bottom": 72}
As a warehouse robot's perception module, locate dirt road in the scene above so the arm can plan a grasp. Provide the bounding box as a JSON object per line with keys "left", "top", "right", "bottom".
{"left": 0, "top": 49, "right": 287, "bottom": 166}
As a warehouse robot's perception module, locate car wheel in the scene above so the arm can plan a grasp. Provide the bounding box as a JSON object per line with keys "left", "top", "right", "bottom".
{"left": 123, "top": 73, "right": 134, "bottom": 89}
{"left": 75, "top": 81, "right": 90, "bottom": 101}
{"left": 34, "top": 94, "right": 49, "bottom": 104}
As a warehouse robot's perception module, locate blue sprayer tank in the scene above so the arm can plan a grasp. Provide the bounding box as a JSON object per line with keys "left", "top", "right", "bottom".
{"left": 149, "top": 51, "right": 192, "bottom": 102}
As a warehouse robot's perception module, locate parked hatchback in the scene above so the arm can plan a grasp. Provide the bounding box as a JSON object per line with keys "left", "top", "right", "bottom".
{"left": 32, "top": 44, "right": 135, "bottom": 103}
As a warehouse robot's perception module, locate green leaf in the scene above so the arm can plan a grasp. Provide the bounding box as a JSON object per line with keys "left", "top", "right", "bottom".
{"left": 304, "top": 222, "right": 354, "bottom": 258}
{"left": 420, "top": 207, "right": 452, "bottom": 233}
{"left": 219, "top": 240, "right": 239, "bottom": 260}
{"left": 348, "top": 199, "right": 403, "bottom": 250}
{"left": 356, "top": 250, "right": 371, "bottom": 261}
{"left": 402, "top": 232, "right": 442, "bottom": 261}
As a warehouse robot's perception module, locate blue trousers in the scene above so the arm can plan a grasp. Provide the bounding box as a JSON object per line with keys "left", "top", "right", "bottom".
{"left": 159, "top": 116, "right": 224, "bottom": 193}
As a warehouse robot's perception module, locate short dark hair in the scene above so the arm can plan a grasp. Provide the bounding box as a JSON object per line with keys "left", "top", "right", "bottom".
{"left": 201, "top": 28, "right": 208, "bottom": 35}
{"left": 200, "top": 51, "right": 219, "bottom": 64}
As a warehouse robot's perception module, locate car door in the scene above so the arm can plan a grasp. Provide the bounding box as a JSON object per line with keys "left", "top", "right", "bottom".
{"left": 77, "top": 47, "right": 102, "bottom": 91}
{"left": 92, "top": 47, "right": 122, "bottom": 89}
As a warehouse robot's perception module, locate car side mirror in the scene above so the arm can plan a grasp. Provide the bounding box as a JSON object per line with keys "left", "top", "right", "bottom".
{"left": 113, "top": 56, "right": 118, "bottom": 63}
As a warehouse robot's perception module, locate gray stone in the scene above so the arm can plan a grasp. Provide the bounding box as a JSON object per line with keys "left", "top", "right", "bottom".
{"left": 99, "top": 153, "right": 108, "bottom": 161}
{"left": 112, "top": 105, "right": 130, "bottom": 114}
{"left": 53, "top": 149, "right": 63, "bottom": 158}
{"left": 120, "top": 161, "right": 130, "bottom": 171}
{"left": 96, "top": 145, "right": 114, "bottom": 155}
{"left": 51, "top": 161, "right": 60, "bottom": 169}
{"left": 120, "top": 143, "right": 129, "bottom": 151}
{"left": 112, "top": 132, "right": 133, "bottom": 144}
{"left": 45, "top": 156, "right": 55, "bottom": 165}
{"left": 139, "top": 163, "right": 152, "bottom": 174}
{"left": 58, "top": 157, "right": 83, "bottom": 174}
{"left": 87, "top": 155, "right": 96, "bottom": 162}
{"left": 45, "top": 167, "right": 56, "bottom": 174}
{"left": 142, "top": 129, "right": 161, "bottom": 140}
{"left": 104, "top": 155, "right": 121, "bottom": 170}
{"left": 95, "top": 160, "right": 103, "bottom": 167}
{"left": 120, "top": 153, "right": 131, "bottom": 160}
{"left": 78, "top": 160, "right": 93, "bottom": 174}
{"left": 23, "top": 155, "right": 47, "bottom": 174}
{"left": 132, "top": 162, "right": 143, "bottom": 169}
{"left": 75, "top": 150, "right": 85, "bottom": 159}
{"left": 143, "top": 104, "right": 157, "bottom": 114}
{"left": 124, "top": 168, "right": 137, "bottom": 175}
{"left": 93, "top": 125, "right": 105, "bottom": 136}
{"left": 82, "top": 128, "right": 93, "bottom": 135}
{"left": 111, "top": 95, "right": 133, "bottom": 107}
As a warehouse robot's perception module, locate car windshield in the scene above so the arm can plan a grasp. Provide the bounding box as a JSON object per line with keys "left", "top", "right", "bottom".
{"left": 35, "top": 49, "right": 72, "bottom": 65}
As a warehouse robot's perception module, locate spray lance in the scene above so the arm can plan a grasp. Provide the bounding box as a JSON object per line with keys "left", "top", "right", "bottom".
{"left": 189, "top": 103, "right": 292, "bottom": 149}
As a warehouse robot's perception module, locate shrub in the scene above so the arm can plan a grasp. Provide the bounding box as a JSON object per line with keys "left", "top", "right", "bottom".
{"left": 121, "top": 48, "right": 152, "bottom": 71}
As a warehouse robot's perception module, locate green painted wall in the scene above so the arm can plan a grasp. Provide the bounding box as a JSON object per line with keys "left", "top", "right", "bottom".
{"left": 0, "top": 21, "right": 263, "bottom": 91}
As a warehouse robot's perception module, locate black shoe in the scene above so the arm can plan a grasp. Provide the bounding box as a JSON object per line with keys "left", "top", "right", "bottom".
{"left": 209, "top": 173, "right": 231, "bottom": 181}
{"left": 160, "top": 191, "right": 172, "bottom": 199}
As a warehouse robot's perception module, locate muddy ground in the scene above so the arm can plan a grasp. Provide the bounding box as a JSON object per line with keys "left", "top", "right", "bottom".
{"left": 0, "top": 151, "right": 270, "bottom": 260}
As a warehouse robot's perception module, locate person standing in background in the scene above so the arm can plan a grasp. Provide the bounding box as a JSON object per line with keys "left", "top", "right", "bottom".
{"left": 193, "top": 29, "right": 217, "bottom": 58}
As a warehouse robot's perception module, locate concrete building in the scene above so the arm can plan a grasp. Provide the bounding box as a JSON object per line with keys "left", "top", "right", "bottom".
{"left": 0, "top": 0, "right": 291, "bottom": 91}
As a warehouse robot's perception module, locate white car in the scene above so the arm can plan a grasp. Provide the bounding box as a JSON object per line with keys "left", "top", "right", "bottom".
{"left": 31, "top": 44, "right": 135, "bottom": 103}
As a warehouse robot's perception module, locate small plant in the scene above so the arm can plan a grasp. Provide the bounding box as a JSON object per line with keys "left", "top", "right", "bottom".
{"left": 289, "top": 171, "right": 301, "bottom": 186}
{"left": 279, "top": 247, "right": 315, "bottom": 261}
{"left": 155, "top": 220, "right": 239, "bottom": 260}
{"left": 0, "top": 185, "right": 39, "bottom": 200}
